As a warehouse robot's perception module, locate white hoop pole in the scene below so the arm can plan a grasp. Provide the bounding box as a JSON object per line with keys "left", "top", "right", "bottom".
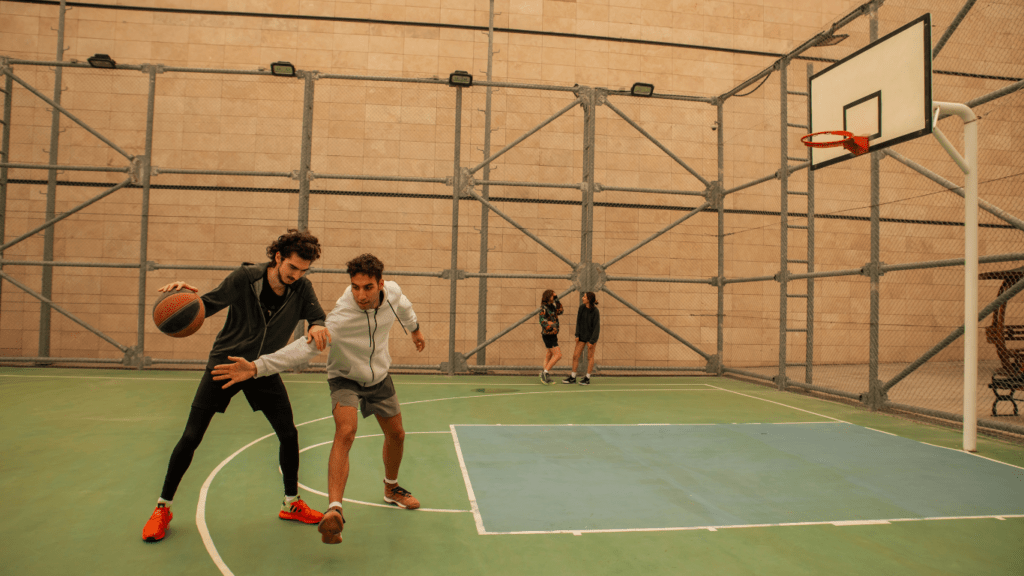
{"left": 933, "top": 101, "right": 978, "bottom": 452}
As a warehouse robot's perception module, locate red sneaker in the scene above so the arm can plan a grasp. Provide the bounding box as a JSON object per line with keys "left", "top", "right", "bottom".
{"left": 142, "top": 503, "right": 172, "bottom": 542}
{"left": 384, "top": 482, "right": 421, "bottom": 510}
{"left": 279, "top": 498, "right": 324, "bottom": 524}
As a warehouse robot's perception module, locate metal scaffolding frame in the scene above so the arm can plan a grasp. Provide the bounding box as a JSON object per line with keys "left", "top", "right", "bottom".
{"left": 1, "top": 0, "right": 1023, "bottom": 437}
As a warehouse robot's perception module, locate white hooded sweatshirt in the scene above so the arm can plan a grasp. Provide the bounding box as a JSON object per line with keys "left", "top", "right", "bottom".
{"left": 253, "top": 280, "right": 419, "bottom": 386}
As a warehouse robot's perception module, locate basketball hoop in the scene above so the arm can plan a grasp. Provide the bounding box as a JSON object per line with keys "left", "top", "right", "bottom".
{"left": 801, "top": 130, "right": 870, "bottom": 156}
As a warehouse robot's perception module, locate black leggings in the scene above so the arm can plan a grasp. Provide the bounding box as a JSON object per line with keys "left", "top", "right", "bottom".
{"left": 160, "top": 403, "right": 300, "bottom": 501}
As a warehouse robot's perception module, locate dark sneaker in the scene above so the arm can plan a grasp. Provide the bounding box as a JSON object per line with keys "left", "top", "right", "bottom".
{"left": 142, "top": 503, "right": 172, "bottom": 542}
{"left": 579, "top": 377, "right": 591, "bottom": 386}
{"left": 561, "top": 376, "right": 576, "bottom": 384}
{"left": 384, "top": 482, "right": 421, "bottom": 510}
{"left": 317, "top": 507, "right": 344, "bottom": 544}
{"left": 539, "top": 371, "right": 551, "bottom": 385}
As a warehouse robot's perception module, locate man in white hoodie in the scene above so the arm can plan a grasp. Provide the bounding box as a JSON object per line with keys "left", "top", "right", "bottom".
{"left": 212, "top": 253, "right": 426, "bottom": 545}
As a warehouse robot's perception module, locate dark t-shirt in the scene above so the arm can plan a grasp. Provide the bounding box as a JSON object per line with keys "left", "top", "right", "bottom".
{"left": 259, "top": 274, "right": 286, "bottom": 321}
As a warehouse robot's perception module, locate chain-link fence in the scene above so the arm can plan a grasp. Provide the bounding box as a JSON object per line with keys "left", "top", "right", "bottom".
{"left": 1, "top": 0, "right": 1022, "bottom": 438}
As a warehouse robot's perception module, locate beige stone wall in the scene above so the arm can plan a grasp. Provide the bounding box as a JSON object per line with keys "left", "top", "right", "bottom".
{"left": 1, "top": 0, "right": 1022, "bottom": 377}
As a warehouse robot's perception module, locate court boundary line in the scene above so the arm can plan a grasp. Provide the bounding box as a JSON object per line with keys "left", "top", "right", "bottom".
{"left": 292, "top": 433, "right": 472, "bottom": 513}
{"left": 196, "top": 387, "right": 727, "bottom": 574}
{"left": 472, "top": 514, "right": 1024, "bottom": 535}
{"left": 195, "top": 386, "right": 1023, "bottom": 575}
{"left": 451, "top": 422, "right": 1024, "bottom": 536}
{"left": 704, "top": 382, "right": 850, "bottom": 423}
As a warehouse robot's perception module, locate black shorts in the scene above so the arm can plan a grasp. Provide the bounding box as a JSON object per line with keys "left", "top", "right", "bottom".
{"left": 192, "top": 363, "right": 291, "bottom": 414}
{"left": 542, "top": 334, "right": 559, "bottom": 348}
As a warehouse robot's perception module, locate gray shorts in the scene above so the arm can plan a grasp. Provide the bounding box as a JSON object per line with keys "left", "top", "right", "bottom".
{"left": 328, "top": 374, "right": 401, "bottom": 419}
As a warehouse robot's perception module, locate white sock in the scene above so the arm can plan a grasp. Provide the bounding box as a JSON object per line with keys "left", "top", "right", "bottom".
{"left": 586, "top": 374, "right": 591, "bottom": 379}
{"left": 284, "top": 494, "right": 298, "bottom": 504}
{"left": 385, "top": 477, "right": 398, "bottom": 485}
{"left": 571, "top": 372, "right": 576, "bottom": 378}
{"left": 328, "top": 501, "right": 343, "bottom": 510}
{"left": 543, "top": 370, "right": 549, "bottom": 374}
{"left": 157, "top": 497, "right": 172, "bottom": 508}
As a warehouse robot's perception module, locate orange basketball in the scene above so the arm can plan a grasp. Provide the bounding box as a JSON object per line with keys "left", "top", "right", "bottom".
{"left": 153, "top": 289, "right": 205, "bottom": 338}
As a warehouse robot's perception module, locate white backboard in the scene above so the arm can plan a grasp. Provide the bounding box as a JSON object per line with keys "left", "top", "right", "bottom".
{"left": 809, "top": 14, "right": 932, "bottom": 170}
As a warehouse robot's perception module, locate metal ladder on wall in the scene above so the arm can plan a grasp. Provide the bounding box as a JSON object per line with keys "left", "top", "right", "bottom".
{"left": 777, "top": 59, "right": 816, "bottom": 389}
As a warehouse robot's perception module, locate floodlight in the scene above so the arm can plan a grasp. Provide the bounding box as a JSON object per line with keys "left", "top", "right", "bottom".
{"left": 630, "top": 82, "right": 654, "bottom": 97}
{"left": 448, "top": 70, "right": 473, "bottom": 87}
{"left": 815, "top": 34, "right": 849, "bottom": 47}
{"left": 87, "top": 54, "right": 116, "bottom": 69}
{"left": 270, "top": 61, "right": 296, "bottom": 77}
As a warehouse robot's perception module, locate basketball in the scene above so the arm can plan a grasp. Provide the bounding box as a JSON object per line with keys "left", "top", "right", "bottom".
{"left": 153, "top": 289, "right": 205, "bottom": 338}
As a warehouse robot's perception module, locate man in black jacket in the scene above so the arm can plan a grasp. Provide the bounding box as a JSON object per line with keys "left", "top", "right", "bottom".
{"left": 142, "top": 229, "right": 332, "bottom": 542}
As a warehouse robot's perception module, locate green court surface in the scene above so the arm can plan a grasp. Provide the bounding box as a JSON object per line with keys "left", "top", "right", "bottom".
{"left": 1, "top": 368, "right": 1023, "bottom": 576}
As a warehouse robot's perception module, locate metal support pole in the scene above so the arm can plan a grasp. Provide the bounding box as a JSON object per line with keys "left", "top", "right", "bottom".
{"left": 297, "top": 72, "right": 316, "bottom": 230}
{"left": 716, "top": 102, "right": 724, "bottom": 375}
{"left": 40, "top": 0, "right": 67, "bottom": 359}
{"left": 448, "top": 87, "right": 463, "bottom": 376}
{"left": 134, "top": 65, "right": 158, "bottom": 369}
{"left": 578, "top": 87, "right": 597, "bottom": 372}
{"left": 0, "top": 73, "right": 12, "bottom": 314}
{"left": 866, "top": 148, "right": 882, "bottom": 408}
{"left": 868, "top": 10, "right": 884, "bottom": 407}
{"left": 932, "top": 101, "right": 980, "bottom": 452}
{"left": 476, "top": 0, "right": 495, "bottom": 366}
{"left": 777, "top": 59, "right": 789, "bottom": 390}
{"left": 805, "top": 63, "right": 815, "bottom": 386}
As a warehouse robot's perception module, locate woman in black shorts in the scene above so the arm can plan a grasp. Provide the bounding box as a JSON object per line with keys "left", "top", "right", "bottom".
{"left": 538, "top": 289, "right": 563, "bottom": 385}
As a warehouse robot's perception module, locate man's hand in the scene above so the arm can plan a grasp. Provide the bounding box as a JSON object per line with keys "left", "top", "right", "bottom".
{"left": 411, "top": 329, "right": 426, "bottom": 352}
{"left": 212, "top": 356, "right": 257, "bottom": 389}
{"left": 158, "top": 281, "right": 198, "bottom": 293}
{"left": 306, "top": 325, "right": 331, "bottom": 351}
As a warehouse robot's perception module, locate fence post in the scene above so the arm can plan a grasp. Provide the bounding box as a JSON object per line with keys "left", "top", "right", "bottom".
{"left": 578, "top": 87, "right": 597, "bottom": 371}
{"left": 865, "top": 7, "right": 885, "bottom": 410}
{"left": 39, "top": 0, "right": 68, "bottom": 360}
{"left": 297, "top": 71, "right": 316, "bottom": 231}
{"left": 715, "top": 101, "right": 725, "bottom": 375}
{"left": 805, "top": 63, "right": 815, "bottom": 386}
{"left": 134, "top": 64, "right": 159, "bottom": 369}
{"left": 777, "top": 58, "right": 790, "bottom": 390}
{"left": 477, "top": 0, "right": 496, "bottom": 366}
{"left": 448, "top": 86, "right": 463, "bottom": 376}
{"left": 0, "top": 72, "right": 12, "bottom": 313}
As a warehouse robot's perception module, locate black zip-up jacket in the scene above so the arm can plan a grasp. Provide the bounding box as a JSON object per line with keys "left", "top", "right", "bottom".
{"left": 201, "top": 262, "right": 326, "bottom": 365}
{"left": 575, "top": 305, "right": 600, "bottom": 344}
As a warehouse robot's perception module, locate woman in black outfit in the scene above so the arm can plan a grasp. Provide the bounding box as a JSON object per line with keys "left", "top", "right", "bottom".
{"left": 563, "top": 291, "right": 599, "bottom": 386}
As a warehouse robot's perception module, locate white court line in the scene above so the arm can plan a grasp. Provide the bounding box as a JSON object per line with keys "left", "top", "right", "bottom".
{"left": 474, "top": 514, "right": 1024, "bottom": 536}
{"left": 705, "top": 382, "right": 850, "bottom": 424}
{"left": 196, "top": 432, "right": 276, "bottom": 576}
{"left": 860, "top": 426, "right": 1024, "bottom": 471}
{"left": 292, "top": 433, "right": 470, "bottom": 513}
{"left": 195, "top": 385, "right": 1020, "bottom": 574}
{"left": 196, "top": 387, "right": 721, "bottom": 574}
{"left": 450, "top": 425, "right": 488, "bottom": 535}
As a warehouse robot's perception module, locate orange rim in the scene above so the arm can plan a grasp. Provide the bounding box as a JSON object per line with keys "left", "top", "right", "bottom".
{"left": 801, "top": 130, "right": 853, "bottom": 148}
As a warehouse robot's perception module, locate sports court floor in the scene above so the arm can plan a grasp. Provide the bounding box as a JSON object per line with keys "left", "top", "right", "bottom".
{"left": 2, "top": 368, "right": 1022, "bottom": 575}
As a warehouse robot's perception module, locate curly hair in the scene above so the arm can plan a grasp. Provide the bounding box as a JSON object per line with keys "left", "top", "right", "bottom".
{"left": 585, "top": 291, "right": 598, "bottom": 306}
{"left": 541, "top": 289, "right": 555, "bottom": 305}
{"left": 346, "top": 253, "right": 385, "bottom": 280}
{"left": 266, "top": 229, "right": 321, "bottom": 263}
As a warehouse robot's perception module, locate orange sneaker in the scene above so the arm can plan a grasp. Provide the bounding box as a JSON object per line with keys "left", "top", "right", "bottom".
{"left": 279, "top": 497, "right": 324, "bottom": 524}
{"left": 317, "top": 507, "right": 344, "bottom": 544}
{"left": 384, "top": 482, "right": 421, "bottom": 510}
{"left": 142, "top": 503, "right": 172, "bottom": 542}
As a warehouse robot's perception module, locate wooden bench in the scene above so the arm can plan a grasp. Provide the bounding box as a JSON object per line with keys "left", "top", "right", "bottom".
{"left": 980, "top": 267, "right": 1024, "bottom": 417}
